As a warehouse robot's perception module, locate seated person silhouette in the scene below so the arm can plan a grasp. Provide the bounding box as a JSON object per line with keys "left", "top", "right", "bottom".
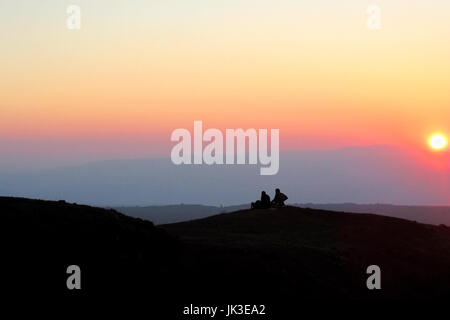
{"left": 271, "top": 188, "right": 288, "bottom": 208}
{"left": 251, "top": 191, "right": 271, "bottom": 209}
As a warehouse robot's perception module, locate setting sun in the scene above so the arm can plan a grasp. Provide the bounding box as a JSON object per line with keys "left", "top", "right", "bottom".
{"left": 428, "top": 134, "right": 448, "bottom": 150}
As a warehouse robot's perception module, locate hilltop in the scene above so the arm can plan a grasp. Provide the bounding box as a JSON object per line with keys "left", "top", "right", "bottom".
{"left": 2, "top": 197, "right": 450, "bottom": 303}
{"left": 115, "top": 202, "right": 450, "bottom": 226}
{"left": 163, "top": 206, "right": 450, "bottom": 300}
{"left": 0, "top": 196, "right": 178, "bottom": 295}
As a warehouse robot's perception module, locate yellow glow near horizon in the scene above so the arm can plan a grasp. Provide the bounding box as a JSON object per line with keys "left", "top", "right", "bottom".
{"left": 1, "top": 1, "right": 450, "bottom": 153}
{"left": 429, "top": 134, "right": 448, "bottom": 150}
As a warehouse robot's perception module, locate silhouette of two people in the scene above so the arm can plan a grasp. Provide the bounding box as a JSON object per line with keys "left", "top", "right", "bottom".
{"left": 251, "top": 189, "right": 288, "bottom": 209}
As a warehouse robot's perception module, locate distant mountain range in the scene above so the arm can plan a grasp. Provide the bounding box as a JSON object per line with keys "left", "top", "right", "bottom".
{"left": 115, "top": 203, "right": 450, "bottom": 226}
{"left": 114, "top": 204, "right": 249, "bottom": 224}
{"left": 1, "top": 146, "right": 449, "bottom": 207}
{"left": 298, "top": 203, "right": 450, "bottom": 227}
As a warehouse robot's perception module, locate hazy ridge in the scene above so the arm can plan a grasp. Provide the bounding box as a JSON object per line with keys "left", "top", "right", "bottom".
{"left": 1, "top": 146, "right": 449, "bottom": 207}
{"left": 115, "top": 202, "right": 450, "bottom": 226}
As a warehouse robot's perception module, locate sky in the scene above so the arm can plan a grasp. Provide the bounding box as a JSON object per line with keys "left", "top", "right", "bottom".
{"left": 1, "top": 0, "right": 450, "bottom": 170}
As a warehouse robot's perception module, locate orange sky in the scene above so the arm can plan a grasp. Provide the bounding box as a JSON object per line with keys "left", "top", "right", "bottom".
{"left": 1, "top": 0, "right": 449, "bottom": 161}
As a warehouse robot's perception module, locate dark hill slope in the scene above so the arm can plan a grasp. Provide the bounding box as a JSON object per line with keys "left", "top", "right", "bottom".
{"left": 163, "top": 206, "right": 450, "bottom": 299}
{"left": 0, "top": 197, "right": 179, "bottom": 294}
{"left": 3, "top": 197, "right": 450, "bottom": 301}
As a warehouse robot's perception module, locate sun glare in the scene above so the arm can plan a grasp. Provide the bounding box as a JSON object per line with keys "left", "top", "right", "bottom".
{"left": 428, "top": 134, "right": 448, "bottom": 150}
